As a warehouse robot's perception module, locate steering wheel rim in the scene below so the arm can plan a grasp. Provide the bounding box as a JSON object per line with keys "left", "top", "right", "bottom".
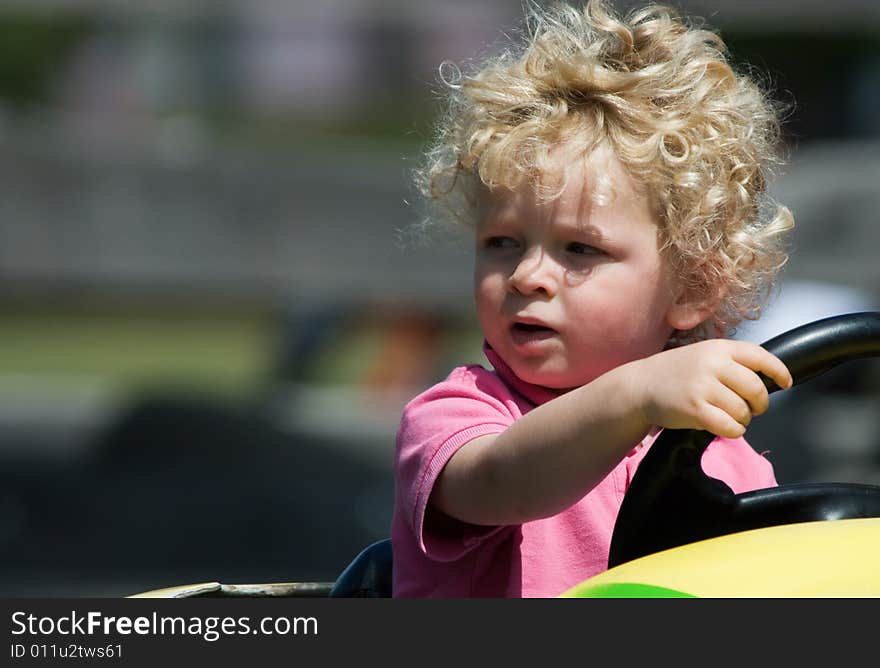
{"left": 607, "top": 311, "right": 880, "bottom": 568}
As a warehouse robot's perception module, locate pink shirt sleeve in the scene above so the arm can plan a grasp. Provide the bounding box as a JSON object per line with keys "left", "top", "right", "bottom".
{"left": 393, "top": 365, "right": 525, "bottom": 561}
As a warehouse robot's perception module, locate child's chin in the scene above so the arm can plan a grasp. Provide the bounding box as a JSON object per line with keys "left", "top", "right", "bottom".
{"left": 515, "top": 365, "right": 583, "bottom": 390}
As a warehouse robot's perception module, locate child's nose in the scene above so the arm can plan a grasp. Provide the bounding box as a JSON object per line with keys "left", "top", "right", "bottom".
{"left": 508, "top": 249, "right": 558, "bottom": 296}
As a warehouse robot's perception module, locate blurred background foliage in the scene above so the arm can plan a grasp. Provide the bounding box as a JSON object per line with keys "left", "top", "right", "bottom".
{"left": 0, "top": 0, "right": 878, "bottom": 596}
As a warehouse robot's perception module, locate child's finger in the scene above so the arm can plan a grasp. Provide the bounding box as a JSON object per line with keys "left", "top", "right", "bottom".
{"left": 730, "top": 342, "right": 793, "bottom": 390}
{"left": 698, "top": 401, "right": 747, "bottom": 439}
{"left": 707, "top": 385, "right": 753, "bottom": 428}
{"left": 719, "top": 363, "right": 771, "bottom": 416}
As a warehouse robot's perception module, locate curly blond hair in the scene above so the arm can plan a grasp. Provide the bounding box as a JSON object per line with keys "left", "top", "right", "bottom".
{"left": 415, "top": 0, "right": 794, "bottom": 343}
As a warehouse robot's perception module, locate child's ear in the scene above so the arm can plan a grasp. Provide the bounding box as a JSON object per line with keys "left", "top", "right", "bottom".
{"left": 665, "top": 284, "right": 724, "bottom": 332}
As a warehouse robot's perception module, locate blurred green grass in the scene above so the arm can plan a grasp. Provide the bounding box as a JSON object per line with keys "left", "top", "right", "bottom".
{"left": 0, "top": 299, "right": 487, "bottom": 406}
{"left": 0, "top": 301, "right": 276, "bottom": 398}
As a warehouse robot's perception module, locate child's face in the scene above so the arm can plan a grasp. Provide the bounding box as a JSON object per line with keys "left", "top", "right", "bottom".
{"left": 473, "top": 143, "right": 684, "bottom": 389}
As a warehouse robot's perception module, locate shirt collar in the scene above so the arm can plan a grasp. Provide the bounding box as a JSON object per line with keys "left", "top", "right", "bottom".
{"left": 482, "top": 341, "right": 564, "bottom": 406}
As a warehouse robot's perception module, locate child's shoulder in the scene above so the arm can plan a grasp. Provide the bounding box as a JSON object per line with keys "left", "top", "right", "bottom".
{"left": 400, "top": 362, "right": 521, "bottom": 415}
{"left": 397, "top": 362, "right": 524, "bottom": 442}
{"left": 418, "top": 362, "right": 508, "bottom": 400}
{"left": 446, "top": 362, "right": 495, "bottom": 384}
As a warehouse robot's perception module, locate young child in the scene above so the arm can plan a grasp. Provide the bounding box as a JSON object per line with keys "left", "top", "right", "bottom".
{"left": 391, "top": 0, "right": 795, "bottom": 597}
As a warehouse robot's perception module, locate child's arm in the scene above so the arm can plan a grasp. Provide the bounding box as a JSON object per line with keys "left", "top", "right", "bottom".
{"left": 431, "top": 339, "right": 792, "bottom": 526}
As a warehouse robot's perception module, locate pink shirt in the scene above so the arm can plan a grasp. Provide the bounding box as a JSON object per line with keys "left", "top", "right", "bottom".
{"left": 391, "top": 345, "right": 778, "bottom": 598}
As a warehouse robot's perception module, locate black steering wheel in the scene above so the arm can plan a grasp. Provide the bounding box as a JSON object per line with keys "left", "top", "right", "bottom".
{"left": 608, "top": 311, "right": 880, "bottom": 568}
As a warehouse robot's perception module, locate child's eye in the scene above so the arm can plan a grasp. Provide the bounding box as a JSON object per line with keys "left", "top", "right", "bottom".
{"left": 567, "top": 242, "right": 602, "bottom": 256}
{"left": 484, "top": 236, "right": 519, "bottom": 250}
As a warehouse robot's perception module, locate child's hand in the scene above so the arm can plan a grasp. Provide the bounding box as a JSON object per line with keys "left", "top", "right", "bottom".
{"left": 629, "top": 340, "right": 793, "bottom": 439}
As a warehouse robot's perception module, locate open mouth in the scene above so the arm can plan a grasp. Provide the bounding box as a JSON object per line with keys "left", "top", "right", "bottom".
{"left": 512, "top": 322, "right": 556, "bottom": 334}
{"left": 510, "top": 322, "right": 557, "bottom": 345}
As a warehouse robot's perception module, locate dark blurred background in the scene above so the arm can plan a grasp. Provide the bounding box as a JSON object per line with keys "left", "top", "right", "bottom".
{"left": 0, "top": 0, "right": 878, "bottom": 596}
